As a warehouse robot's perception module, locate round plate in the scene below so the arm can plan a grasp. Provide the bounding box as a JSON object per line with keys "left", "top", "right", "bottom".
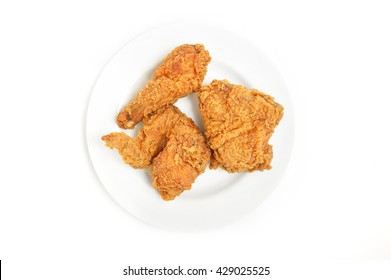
{"left": 86, "top": 23, "right": 294, "bottom": 230}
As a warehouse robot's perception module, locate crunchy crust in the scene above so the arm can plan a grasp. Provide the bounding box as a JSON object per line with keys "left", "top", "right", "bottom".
{"left": 198, "top": 80, "right": 284, "bottom": 172}
{"left": 103, "top": 105, "right": 210, "bottom": 200}
{"left": 117, "top": 44, "right": 211, "bottom": 129}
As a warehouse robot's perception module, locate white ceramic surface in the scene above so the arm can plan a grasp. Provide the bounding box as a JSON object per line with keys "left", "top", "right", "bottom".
{"left": 86, "top": 23, "right": 294, "bottom": 230}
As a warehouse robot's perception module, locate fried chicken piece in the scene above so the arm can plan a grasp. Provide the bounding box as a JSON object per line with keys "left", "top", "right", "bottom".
{"left": 198, "top": 80, "right": 284, "bottom": 173}
{"left": 102, "top": 106, "right": 181, "bottom": 169}
{"left": 102, "top": 105, "right": 210, "bottom": 200}
{"left": 117, "top": 44, "right": 211, "bottom": 129}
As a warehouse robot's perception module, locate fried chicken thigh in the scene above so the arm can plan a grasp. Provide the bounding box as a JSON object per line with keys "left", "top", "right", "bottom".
{"left": 198, "top": 80, "right": 284, "bottom": 173}
{"left": 117, "top": 44, "right": 211, "bottom": 129}
{"left": 102, "top": 105, "right": 211, "bottom": 200}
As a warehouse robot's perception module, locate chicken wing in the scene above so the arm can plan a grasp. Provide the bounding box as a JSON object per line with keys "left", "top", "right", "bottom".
{"left": 102, "top": 106, "right": 182, "bottom": 168}
{"left": 117, "top": 44, "right": 211, "bottom": 129}
{"left": 102, "top": 105, "right": 211, "bottom": 200}
{"left": 198, "top": 80, "right": 284, "bottom": 173}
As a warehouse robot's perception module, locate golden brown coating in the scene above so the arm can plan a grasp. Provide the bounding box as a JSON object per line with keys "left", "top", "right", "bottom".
{"left": 102, "top": 105, "right": 211, "bottom": 200}
{"left": 102, "top": 106, "right": 181, "bottom": 168}
{"left": 198, "top": 80, "right": 284, "bottom": 173}
{"left": 117, "top": 44, "right": 211, "bottom": 129}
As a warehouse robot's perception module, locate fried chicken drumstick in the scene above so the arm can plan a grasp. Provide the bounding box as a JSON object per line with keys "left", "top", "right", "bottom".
{"left": 198, "top": 80, "right": 284, "bottom": 173}
{"left": 117, "top": 44, "right": 211, "bottom": 129}
{"left": 102, "top": 105, "right": 211, "bottom": 200}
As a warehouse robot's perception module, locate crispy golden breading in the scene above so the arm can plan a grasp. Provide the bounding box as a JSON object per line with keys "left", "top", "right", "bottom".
{"left": 117, "top": 44, "right": 211, "bottom": 129}
{"left": 198, "top": 80, "right": 284, "bottom": 173}
{"left": 102, "top": 105, "right": 210, "bottom": 200}
{"left": 102, "top": 106, "right": 181, "bottom": 169}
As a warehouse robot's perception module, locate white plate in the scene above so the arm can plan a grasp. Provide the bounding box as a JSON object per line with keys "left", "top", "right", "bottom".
{"left": 86, "top": 23, "right": 294, "bottom": 231}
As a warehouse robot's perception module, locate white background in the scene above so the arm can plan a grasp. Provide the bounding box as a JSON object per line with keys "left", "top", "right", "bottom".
{"left": 1, "top": 0, "right": 390, "bottom": 279}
